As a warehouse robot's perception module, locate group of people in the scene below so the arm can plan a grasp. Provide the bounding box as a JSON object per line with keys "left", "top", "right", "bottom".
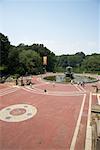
{"left": 78, "top": 81, "right": 85, "bottom": 87}
{"left": 15, "top": 77, "right": 24, "bottom": 86}
{"left": 15, "top": 77, "right": 32, "bottom": 86}
{"left": 71, "top": 80, "right": 85, "bottom": 87}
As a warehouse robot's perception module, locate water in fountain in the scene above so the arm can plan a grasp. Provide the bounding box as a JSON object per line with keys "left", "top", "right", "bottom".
{"left": 44, "top": 66, "right": 97, "bottom": 83}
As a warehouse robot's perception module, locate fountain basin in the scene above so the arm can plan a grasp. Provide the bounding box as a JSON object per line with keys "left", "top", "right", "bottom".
{"left": 43, "top": 74, "right": 98, "bottom": 84}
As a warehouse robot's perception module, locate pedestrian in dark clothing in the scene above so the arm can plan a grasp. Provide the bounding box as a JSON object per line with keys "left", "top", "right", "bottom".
{"left": 44, "top": 89, "right": 47, "bottom": 93}
{"left": 21, "top": 77, "right": 24, "bottom": 86}
{"left": 15, "top": 79, "right": 18, "bottom": 85}
{"left": 96, "top": 86, "right": 98, "bottom": 93}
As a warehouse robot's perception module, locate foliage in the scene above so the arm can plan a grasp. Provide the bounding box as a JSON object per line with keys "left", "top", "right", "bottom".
{"left": 8, "top": 46, "right": 20, "bottom": 74}
{"left": 0, "top": 33, "right": 10, "bottom": 66}
{"left": 30, "top": 44, "right": 56, "bottom": 72}
{"left": 0, "top": 32, "right": 100, "bottom": 77}
{"left": 19, "top": 49, "right": 42, "bottom": 75}
{"left": 0, "top": 33, "right": 11, "bottom": 76}
{"left": 82, "top": 54, "right": 100, "bottom": 73}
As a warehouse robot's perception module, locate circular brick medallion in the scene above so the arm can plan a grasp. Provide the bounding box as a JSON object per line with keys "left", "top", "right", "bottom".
{"left": 0, "top": 104, "right": 37, "bottom": 122}
{"left": 10, "top": 108, "right": 26, "bottom": 116}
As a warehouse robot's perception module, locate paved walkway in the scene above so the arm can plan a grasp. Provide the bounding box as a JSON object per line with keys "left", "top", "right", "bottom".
{"left": 0, "top": 74, "right": 100, "bottom": 150}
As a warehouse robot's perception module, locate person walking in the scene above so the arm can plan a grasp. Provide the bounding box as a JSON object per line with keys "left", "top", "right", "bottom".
{"left": 15, "top": 78, "right": 18, "bottom": 85}
{"left": 21, "top": 77, "right": 24, "bottom": 86}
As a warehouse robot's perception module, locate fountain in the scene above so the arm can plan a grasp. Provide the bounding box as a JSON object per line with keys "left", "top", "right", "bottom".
{"left": 64, "top": 66, "right": 74, "bottom": 79}
{"left": 44, "top": 66, "right": 98, "bottom": 84}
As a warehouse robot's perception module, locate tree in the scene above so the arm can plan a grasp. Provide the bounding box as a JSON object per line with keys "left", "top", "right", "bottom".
{"left": 82, "top": 54, "right": 100, "bottom": 73}
{"left": 0, "top": 33, "right": 11, "bottom": 75}
{"left": 75, "top": 52, "right": 85, "bottom": 59}
{"left": 19, "top": 50, "right": 42, "bottom": 75}
{"left": 0, "top": 33, "right": 10, "bottom": 65}
{"left": 56, "top": 55, "right": 68, "bottom": 68}
{"left": 46, "top": 52, "right": 56, "bottom": 72}
{"left": 30, "top": 44, "right": 56, "bottom": 72}
{"left": 8, "top": 46, "right": 20, "bottom": 74}
{"left": 1, "top": 32, "right": 100, "bottom": 76}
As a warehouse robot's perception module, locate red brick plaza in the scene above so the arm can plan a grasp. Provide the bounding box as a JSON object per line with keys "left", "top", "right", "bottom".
{"left": 0, "top": 74, "right": 100, "bottom": 150}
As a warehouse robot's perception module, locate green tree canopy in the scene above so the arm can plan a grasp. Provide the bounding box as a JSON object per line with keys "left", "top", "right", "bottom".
{"left": 19, "top": 50, "right": 42, "bottom": 75}
{"left": 0, "top": 33, "right": 10, "bottom": 65}
{"left": 82, "top": 54, "right": 100, "bottom": 72}
{"left": 0, "top": 33, "right": 10, "bottom": 74}
{"left": 1, "top": 32, "right": 100, "bottom": 76}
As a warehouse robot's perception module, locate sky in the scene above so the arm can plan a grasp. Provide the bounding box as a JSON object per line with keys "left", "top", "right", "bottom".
{"left": 0, "top": 0, "right": 100, "bottom": 55}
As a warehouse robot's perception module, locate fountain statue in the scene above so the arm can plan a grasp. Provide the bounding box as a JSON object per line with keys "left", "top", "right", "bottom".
{"left": 64, "top": 66, "right": 74, "bottom": 79}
